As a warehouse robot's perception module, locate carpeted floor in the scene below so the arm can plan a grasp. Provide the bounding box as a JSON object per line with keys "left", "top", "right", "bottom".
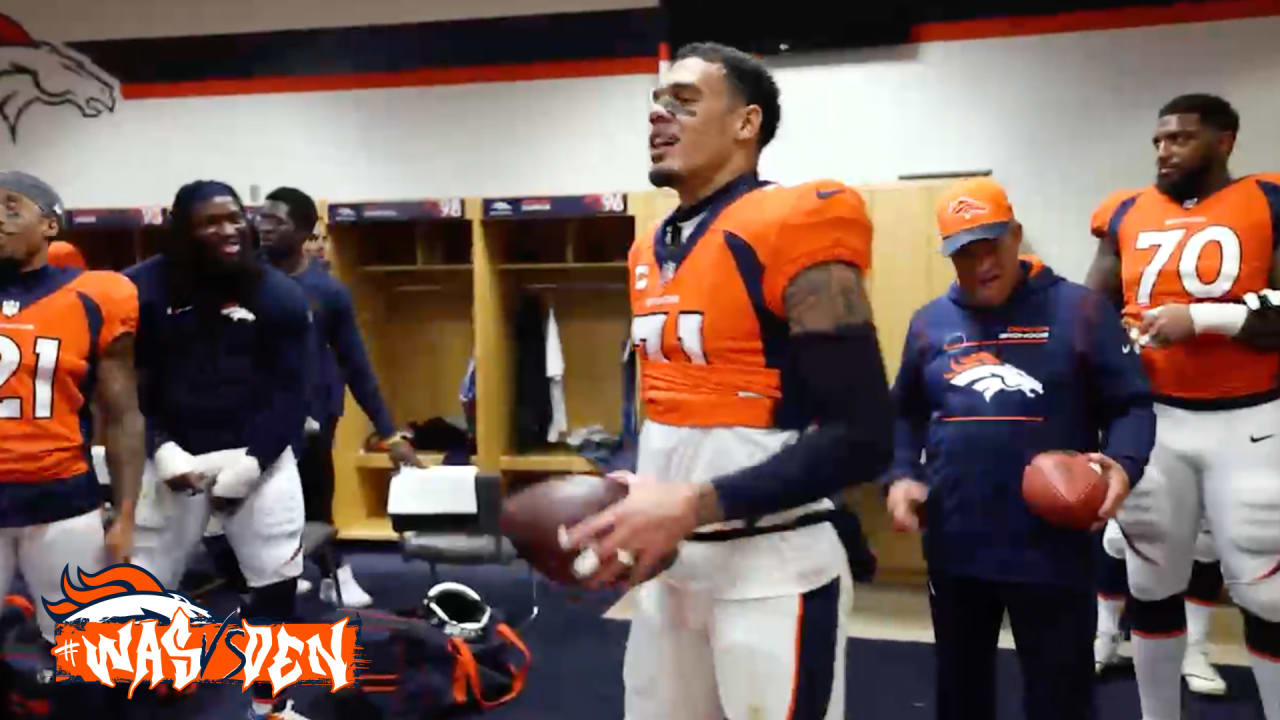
{"left": 14, "top": 545, "right": 1269, "bottom": 719}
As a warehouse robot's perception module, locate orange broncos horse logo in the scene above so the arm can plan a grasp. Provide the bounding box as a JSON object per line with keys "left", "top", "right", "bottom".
{"left": 948, "top": 196, "right": 990, "bottom": 220}
{"left": 43, "top": 564, "right": 214, "bottom": 626}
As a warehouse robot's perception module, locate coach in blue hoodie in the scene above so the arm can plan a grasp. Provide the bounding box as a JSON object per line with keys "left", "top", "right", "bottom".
{"left": 885, "top": 178, "right": 1155, "bottom": 720}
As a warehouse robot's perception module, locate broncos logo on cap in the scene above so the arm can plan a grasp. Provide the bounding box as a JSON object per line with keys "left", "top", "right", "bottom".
{"left": 947, "top": 197, "right": 990, "bottom": 221}
{"left": 42, "top": 564, "right": 214, "bottom": 626}
{"left": 943, "top": 351, "right": 1044, "bottom": 402}
{"left": 0, "top": 13, "right": 118, "bottom": 142}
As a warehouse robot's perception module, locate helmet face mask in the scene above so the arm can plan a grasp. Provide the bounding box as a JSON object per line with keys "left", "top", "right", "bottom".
{"left": 423, "top": 582, "right": 491, "bottom": 641}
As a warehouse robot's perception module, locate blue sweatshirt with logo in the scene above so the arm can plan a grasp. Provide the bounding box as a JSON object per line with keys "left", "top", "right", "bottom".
{"left": 889, "top": 259, "right": 1155, "bottom": 587}
{"left": 126, "top": 255, "right": 311, "bottom": 471}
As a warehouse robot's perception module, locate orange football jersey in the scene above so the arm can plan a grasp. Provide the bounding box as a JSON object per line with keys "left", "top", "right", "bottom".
{"left": 629, "top": 176, "right": 872, "bottom": 428}
{"left": 0, "top": 267, "right": 138, "bottom": 484}
{"left": 1091, "top": 175, "right": 1280, "bottom": 404}
{"left": 48, "top": 241, "right": 87, "bottom": 270}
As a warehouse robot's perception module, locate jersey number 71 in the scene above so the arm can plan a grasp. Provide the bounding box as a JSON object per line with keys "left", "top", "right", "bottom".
{"left": 631, "top": 312, "right": 707, "bottom": 364}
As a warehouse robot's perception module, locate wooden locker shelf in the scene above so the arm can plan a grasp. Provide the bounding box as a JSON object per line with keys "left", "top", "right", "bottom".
{"left": 352, "top": 451, "right": 449, "bottom": 469}
{"left": 328, "top": 197, "right": 479, "bottom": 540}
{"left": 499, "top": 452, "right": 596, "bottom": 473}
{"left": 497, "top": 262, "right": 627, "bottom": 271}
{"left": 339, "top": 517, "right": 397, "bottom": 542}
{"left": 474, "top": 191, "right": 675, "bottom": 485}
{"left": 359, "top": 264, "right": 473, "bottom": 273}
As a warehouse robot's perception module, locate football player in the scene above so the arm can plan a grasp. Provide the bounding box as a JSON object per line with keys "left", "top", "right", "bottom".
{"left": 256, "top": 185, "right": 422, "bottom": 607}
{"left": 1085, "top": 93, "right": 1280, "bottom": 720}
{"left": 566, "top": 43, "right": 894, "bottom": 719}
{"left": 125, "top": 180, "right": 312, "bottom": 720}
{"left": 0, "top": 172, "right": 142, "bottom": 642}
{"left": 1095, "top": 524, "right": 1229, "bottom": 696}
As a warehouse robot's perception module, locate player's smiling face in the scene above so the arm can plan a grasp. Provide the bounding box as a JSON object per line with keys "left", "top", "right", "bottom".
{"left": 648, "top": 57, "right": 743, "bottom": 189}
{"left": 0, "top": 192, "right": 56, "bottom": 272}
{"left": 190, "top": 195, "right": 250, "bottom": 268}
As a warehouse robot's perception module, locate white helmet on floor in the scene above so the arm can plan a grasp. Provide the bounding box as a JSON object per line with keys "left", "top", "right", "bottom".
{"left": 422, "top": 582, "right": 491, "bottom": 641}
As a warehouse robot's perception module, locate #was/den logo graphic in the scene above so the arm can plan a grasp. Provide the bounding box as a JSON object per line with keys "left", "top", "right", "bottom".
{"left": 43, "top": 563, "right": 362, "bottom": 698}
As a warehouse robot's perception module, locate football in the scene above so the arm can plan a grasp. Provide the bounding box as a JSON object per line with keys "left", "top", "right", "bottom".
{"left": 499, "top": 474, "right": 629, "bottom": 585}
{"left": 1021, "top": 450, "right": 1108, "bottom": 530}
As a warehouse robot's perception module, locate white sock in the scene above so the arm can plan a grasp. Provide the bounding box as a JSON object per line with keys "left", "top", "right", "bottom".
{"left": 1251, "top": 653, "right": 1280, "bottom": 720}
{"left": 1133, "top": 632, "right": 1186, "bottom": 720}
{"left": 1185, "top": 599, "right": 1213, "bottom": 648}
{"left": 1098, "top": 595, "right": 1125, "bottom": 636}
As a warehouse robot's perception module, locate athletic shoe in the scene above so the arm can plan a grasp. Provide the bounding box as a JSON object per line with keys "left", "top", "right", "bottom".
{"left": 1094, "top": 631, "right": 1123, "bottom": 674}
{"left": 1182, "top": 643, "right": 1228, "bottom": 696}
{"left": 319, "top": 564, "right": 373, "bottom": 608}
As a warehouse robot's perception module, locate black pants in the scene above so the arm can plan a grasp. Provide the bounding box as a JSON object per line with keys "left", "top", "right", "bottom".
{"left": 928, "top": 574, "right": 1095, "bottom": 720}
{"left": 299, "top": 417, "right": 341, "bottom": 576}
{"left": 300, "top": 417, "right": 338, "bottom": 523}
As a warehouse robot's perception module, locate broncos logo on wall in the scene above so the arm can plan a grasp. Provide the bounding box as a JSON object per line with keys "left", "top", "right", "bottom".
{"left": 0, "top": 13, "right": 118, "bottom": 142}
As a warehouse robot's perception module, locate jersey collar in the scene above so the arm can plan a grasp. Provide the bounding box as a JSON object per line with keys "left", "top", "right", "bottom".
{"left": 652, "top": 170, "right": 769, "bottom": 282}
{"left": 0, "top": 264, "right": 80, "bottom": 316}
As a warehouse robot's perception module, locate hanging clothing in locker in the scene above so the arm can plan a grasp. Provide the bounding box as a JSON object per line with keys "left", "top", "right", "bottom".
{"left": 545, "top": 306, "right": 568, "bottom": 443}
{"left": 513, "top": 292, "right": 551, "bottom": 452}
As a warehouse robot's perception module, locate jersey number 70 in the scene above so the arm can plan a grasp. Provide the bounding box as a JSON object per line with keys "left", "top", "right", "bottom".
{"left": 1133, "top": 225, "right": 1241, "bottom": 305}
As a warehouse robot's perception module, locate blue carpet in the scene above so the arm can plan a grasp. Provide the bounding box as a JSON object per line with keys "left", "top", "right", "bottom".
{"left": 12, "top": 546, "right": 1270, "bottom": 718}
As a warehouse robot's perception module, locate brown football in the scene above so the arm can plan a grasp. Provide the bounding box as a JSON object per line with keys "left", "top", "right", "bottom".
{"left": 499, "top": 474, "right": 629, "bottom": 585}
{"left": 1021, "top": 450, "right": 1107, "bottom": 530}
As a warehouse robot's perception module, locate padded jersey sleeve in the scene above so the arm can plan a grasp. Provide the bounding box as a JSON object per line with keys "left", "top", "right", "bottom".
{"left": 763, "top": 182, "right": 873, "bottom": 317}
{"left": 83, "top": 271, "right": 139, "bottom": 351}
{"left": 1090, "top": 188, "right": 1143, "bottom": 244}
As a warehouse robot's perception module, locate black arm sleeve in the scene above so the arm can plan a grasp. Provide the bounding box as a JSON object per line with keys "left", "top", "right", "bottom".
{"left": 710, "top": 324, "right": 895, "bottom": 521}
{"left": 1238, "top": 291, "right": 1280, "bottom": 350}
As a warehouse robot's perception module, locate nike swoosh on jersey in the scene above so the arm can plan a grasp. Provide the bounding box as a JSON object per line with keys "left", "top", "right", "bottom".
{"left": 1250, "top": 434, "right": 1275, "bottom": 443}
{"left": 816, "top": 188, "right": 845, "bottom": 199}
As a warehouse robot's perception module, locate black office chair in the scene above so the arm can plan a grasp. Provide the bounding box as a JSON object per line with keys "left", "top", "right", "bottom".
{"left": 389, "top": 469, "right": 537, "bottom": 627}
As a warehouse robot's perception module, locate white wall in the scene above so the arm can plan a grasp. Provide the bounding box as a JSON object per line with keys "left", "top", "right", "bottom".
{"left": 4, "top": 10, "right": 1280, "bottom": 281}
{"left": 761, "top": 16, "right": 1280, "bottom": 279}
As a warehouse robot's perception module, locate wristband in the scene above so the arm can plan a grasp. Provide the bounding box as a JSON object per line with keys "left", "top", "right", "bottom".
{"left": 1189, "top": 303, "right": 1247, "bottom": 337}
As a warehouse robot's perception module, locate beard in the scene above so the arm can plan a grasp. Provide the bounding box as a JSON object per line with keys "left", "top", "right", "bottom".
{"left": 173, "top": 235, "right": 261, "bottom": 309}
{"left": 648, "top": 166, "right": 680, "bottom": 188}
{"left": 1157, "top": 162, "right": 1212, "bottom": 204}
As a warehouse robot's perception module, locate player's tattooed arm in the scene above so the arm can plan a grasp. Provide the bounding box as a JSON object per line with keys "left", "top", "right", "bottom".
{"left": 782, "top": 261, "right": 872, "bottom": 333}
{"left": 696, "top": 261, "right": 893, "bottom": 525}
{"left": 96, "top": 334, "right": 144, "bottom": 556}
{"left": 1084, "top": 239, "right": 1124, "bottom": 311}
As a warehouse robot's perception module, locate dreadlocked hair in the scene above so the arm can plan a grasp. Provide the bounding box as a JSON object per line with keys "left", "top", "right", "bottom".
{"left": 163, "top": 180, "right": 263, "bottom": 312}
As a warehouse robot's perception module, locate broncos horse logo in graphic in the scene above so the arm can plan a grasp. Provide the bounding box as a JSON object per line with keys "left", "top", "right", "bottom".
{"left": 944, "top": 351, "right": 1044, "bottom": 402}
{"left": 947, "top": 196, "right": 990, "bottom": 221}
{"left": 0, "top": 13, "right": 118, "bottom": 142}
{"left": 42, "top": 564, "right": 214, "bottom": 626}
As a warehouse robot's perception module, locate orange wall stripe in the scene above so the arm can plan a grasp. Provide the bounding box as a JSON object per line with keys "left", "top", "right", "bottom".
{"left": 911, "top": 0, "right": 1280, "bottom": 43}
{"left": 121, "top": 56, "right": 657, "bottom": 100}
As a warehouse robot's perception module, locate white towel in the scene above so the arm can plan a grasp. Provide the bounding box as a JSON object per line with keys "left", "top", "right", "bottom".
{"left": 546, "top": 307, "right": 568, "bottom": 443}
